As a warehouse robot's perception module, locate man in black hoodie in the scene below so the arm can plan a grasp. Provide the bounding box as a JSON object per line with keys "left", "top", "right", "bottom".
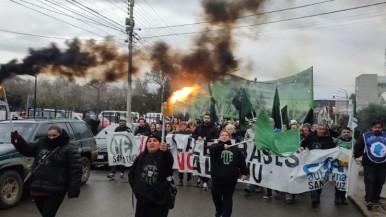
{"left": 209, "top": 130, "right": 248, "bottom": 217}
{"left": 301, "top": 123, "right": 336, "bottom": 207}
{"left": 354, "top": 121, "right": 386, "bottom": 210}
{"left": 192, "top": 114, "right": 218, "bottom": 190}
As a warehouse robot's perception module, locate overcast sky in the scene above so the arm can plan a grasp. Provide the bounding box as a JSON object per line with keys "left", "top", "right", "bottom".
{"left": 1, "top": 0, "right": 386, "bottom": 100}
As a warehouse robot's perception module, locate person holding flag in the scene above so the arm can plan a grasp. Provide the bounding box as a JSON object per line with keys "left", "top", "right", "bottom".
{"left": 209, "top": 130, "right": 249, "bottom": 217}
{"left": 354, "top": 121, "right": 386, "bottom": 210}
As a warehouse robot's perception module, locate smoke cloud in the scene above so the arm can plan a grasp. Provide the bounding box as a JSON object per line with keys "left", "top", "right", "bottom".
{"left": 0, "top": 0, "right": 267, "bottom": 86}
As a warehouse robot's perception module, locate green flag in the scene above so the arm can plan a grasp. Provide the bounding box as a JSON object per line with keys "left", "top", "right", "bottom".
{"left": 254, "top": 111, "right": 300, "bottom": 157}
{"left": 281, "top": 105, "right": 289, "bottom": 129}
{"left": 208, "top": 83, "right": 218, "bottom": 123}
{"left": 233, "top": 88, "right": 253, "bottom": 131}
{"left": 271, "top": 87, "right": 282, "bottom": 129}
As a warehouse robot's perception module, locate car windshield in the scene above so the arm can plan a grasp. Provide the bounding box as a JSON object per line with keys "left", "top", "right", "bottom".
{"left": 0, "top": 123, "right": 37, "bottom": 143}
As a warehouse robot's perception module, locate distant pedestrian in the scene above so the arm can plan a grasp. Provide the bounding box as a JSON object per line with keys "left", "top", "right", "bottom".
{"left": 84, "top": 114, "right": 100, "bottom": 135}
{"left": 209, "top": 130, "right": 249, "bottom": 217}
{"left": 354, "top": 121, "right": 386, "bottom": 210}
{"left": 10, "top": 125, "right": 82, "bottom": 217}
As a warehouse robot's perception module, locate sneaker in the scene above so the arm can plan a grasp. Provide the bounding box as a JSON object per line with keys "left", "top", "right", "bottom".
{"left": 244, "top": 186, "right": 251, "bottom": 194}
{"left": 286, "top": 194, "right": 294, "bottom": 204}
{"left": 120, "top": 172, "right": 124, "bottom": 178}
{"left": 366, "top": 201, "right": 374, "bottom": 210}
{"left": 334, "top": 196, "right": 341, "bottom": 205}
{"left": 178, "top": 180, "right": 183, "bottom": 186}
{"left": 196, "top": 178, "right": 202, "bottom": 186}
{"left": 107, "top": 173, "right": 115, "bottom": 179}
{"left": 203, "top": 182, "right": 208, "bottom": 191}
{"left": 373, "top": 202, "right": 380, "bottom": 208}
{"left": 341, "top": 198, "right": 348, "bottom": 205}
{"left": 263, "top": 192, "right": 272, "bottom": 199}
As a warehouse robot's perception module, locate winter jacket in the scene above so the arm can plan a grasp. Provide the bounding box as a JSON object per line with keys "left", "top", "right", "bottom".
{"left": 12, "top": 130, "right": 82, "bottom": 197}
{"left": 354, "top": 133, "right": 386, "bottom": 167}
{"left": 209, "top": 140, "right": 249, "bottom": 184}
{"left": 134, "top": 125, "right": 151, "bottom": 136}
{"left": 115, "top": 125, "right": 131, "bottom": 133}
{"left": 192, "top": 123, "right": 218, "bottom": 142}
{"left": 129, "top": 150, "right": 174, "bottom": 204}
{"left": 301, "top": 133, "right": 336, "bottom": 150}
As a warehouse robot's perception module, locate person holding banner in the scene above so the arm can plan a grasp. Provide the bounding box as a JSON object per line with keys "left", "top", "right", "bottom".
{"left": 334, "top": 127, "right": 353, "bottom": 205}
{"left": 209, "top": 130, "right": 249, "bottom": 217}
{"left": 107, "top": 117, "right": 132, "bottom": 179}
{"left": 301, "top": 123, "right": 336, "bottom": 207}
{"left": 354, "top": 121, "right": 386, "bottom": 210}
{"left": 192, "top": 114, "right": 218, "bottom": 191}
{"left": 175, "top": 122, "right": 193, "bottom": 186}
{"left": 128, "top": 134, "right": 174, "bottom": 217}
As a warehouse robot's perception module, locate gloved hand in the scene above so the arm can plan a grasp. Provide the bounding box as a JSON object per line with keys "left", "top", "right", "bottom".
{"left": 10, "top": 131, "right": 20, "bottom": 144}
{"left": 68, "top": 190, "right": 80, "bottom": 199}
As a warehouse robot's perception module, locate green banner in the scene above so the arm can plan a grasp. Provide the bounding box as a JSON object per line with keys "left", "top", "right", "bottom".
{"left": 187, "top": 67, "right": 314, "bottom": 121}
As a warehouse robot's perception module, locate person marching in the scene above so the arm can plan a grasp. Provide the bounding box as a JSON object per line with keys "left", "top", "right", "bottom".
{"left": 128, "top": 134, "right": 174, "bottom": 217}
{"left": 107, "top": 117, "right": 132, "bottom": 179}
{"left": 335, "top": 127, "right": 353, "bottom": 205}
{"left": 10, "top": 125, "right": 82, "bottom": 217}
{"left": 192, "top": 114, "right": 218, "bottom": 191}
{"left": 209, "top": 130, "right": 249, "bottom": 217}
{"left": 301, "top": 123, "right": 336, "bottom": 207}
{"left": 354, "top": 121, "right": 386, "bottom": 210}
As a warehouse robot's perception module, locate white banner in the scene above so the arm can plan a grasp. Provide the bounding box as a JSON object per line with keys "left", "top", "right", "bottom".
{"left": 107, "top": 132, "right": 147, "bottom": 167}
{"left": 172, "top": 135, "right": 353, "bottom": 194}
{"left": 107, "top": 134, "right": 356, "bottom": 194}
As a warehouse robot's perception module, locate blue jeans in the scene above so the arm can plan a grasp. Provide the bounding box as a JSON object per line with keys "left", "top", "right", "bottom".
{"left": 363, "top": 165, "right": 386, "bottom": 203}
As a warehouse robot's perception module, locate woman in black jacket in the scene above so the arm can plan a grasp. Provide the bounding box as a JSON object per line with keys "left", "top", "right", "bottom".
{"left": 10, "top": 125, "right": 82, "bottom": 217}
{"left": 129, "top": 134, "right": 174, "bottom": 217}
{"left": 209, "top": 130, "right": 249, "bottom": 217}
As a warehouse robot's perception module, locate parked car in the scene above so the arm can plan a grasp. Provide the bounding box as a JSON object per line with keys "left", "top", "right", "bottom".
{"left": 0, "top": 119, "right": 97, "bottom": 209}
{"left": 93, "top": 123, "right": 138, "bottom": 166}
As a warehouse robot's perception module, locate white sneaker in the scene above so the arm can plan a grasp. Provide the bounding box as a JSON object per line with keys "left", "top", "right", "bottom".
{"left": 120, "top": 172, "right": 124, "bottom": 178}
{"left": 203, "top": 182, "right": 208, "bottom": 191}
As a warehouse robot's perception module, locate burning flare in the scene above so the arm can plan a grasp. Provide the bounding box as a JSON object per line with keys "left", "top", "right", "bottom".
{"left": 169, "top": 84, "right": 201, "bottom": 104}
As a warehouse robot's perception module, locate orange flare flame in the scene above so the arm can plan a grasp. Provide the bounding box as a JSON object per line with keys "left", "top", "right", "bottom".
{"left": 169, "top": 84, "right": 201, "bottom": 104}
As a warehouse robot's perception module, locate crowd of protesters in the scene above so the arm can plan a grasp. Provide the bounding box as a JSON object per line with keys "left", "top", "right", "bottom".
{"left": 80, "top": 111, "right": 385, "bottom": 216}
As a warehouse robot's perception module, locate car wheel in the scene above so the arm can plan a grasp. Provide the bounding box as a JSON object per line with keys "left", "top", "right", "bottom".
{"left": 81, "top": 156, "right": 91, "bottom": 184}
{"left": 0, "top": 170, "right": 23, "bottom": 209}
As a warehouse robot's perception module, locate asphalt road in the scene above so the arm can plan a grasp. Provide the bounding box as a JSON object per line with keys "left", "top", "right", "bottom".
{"left": 1, "top": 168, "right": 364, "bottom": 217}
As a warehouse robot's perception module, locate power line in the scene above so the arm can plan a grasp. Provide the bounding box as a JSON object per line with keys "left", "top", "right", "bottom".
{"left": 145, "top": 0, "right": 336, "bottom": 30}
{"left": 0, "top": 28, "right": 70, "bottom": 40}
{"left": 10, "top": 0, "right": 107, "bottom": 38}
{"left": 142, "top": 1, "right": 386, "bottom": 39}
{"left": 20, "top": 0, "right": 125, "bottom": 39}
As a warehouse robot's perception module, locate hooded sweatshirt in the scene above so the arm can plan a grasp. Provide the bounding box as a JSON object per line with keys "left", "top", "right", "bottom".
{"left": 209, "top": 140, "right": 249, "bottom": 184}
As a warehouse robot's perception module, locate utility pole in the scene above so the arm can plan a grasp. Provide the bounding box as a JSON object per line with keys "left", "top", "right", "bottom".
{"left": 126, "top": 0, "right": 135, "bottom": 123}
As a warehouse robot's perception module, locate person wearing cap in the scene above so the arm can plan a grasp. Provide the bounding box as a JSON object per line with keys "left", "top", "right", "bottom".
{"left": 128, "top": 134, "right": 174, "bottom": 217}
{"left": 107, "top": 117, "right": 132, "bottom": 179}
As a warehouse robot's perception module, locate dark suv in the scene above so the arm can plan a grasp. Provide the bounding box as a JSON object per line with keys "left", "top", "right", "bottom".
{"left": 0, "top": 119, "right": 97, "bottom": 209}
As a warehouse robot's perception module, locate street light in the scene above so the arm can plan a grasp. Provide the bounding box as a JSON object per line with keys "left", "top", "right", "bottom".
{"left": 337, "top": 88, "right": 349, "bottom": 115}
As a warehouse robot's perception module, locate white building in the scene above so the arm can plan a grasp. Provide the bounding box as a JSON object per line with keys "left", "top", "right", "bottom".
{"left": 355, "top": 74, "right": 386, "bottom": 110}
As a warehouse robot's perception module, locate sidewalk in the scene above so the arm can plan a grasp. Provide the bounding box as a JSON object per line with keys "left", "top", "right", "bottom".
{"left": 349, "top": 170, "right": 386, "bottom": 217}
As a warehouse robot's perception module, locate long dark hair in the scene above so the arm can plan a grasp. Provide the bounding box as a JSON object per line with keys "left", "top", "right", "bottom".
{"left": 135, "top": 135, "right": 168, "bottom": 176}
